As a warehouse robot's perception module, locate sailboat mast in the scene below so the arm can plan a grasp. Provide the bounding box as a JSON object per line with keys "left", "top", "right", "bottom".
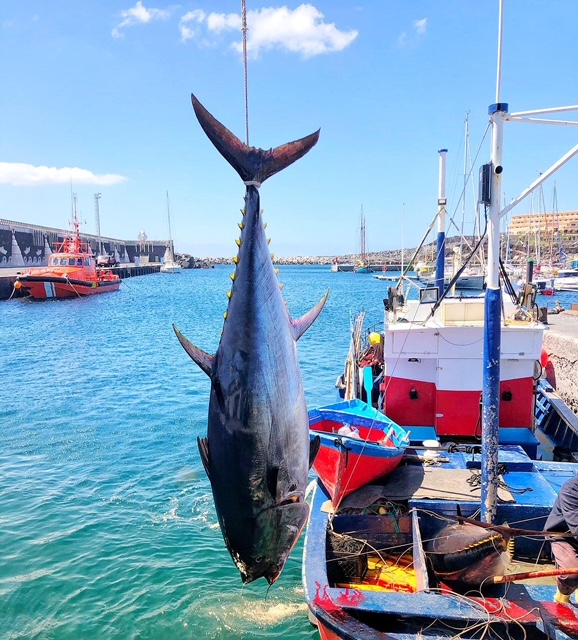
{"left": 481, "top": 0, "right": 506, "bottom": 524}
{"left": 166, "top": 191, "right": 173, "bottom": 253}
{"left": 360, "top": 205, "right": 365, "bottom": 262}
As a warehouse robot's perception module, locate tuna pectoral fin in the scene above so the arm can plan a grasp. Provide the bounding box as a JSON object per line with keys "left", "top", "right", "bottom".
{"left": 310, "top": 435, "right": 321, "bottom": 469}
{"left": 173, "top": 324, "right": 214, "bottom": 378}
{"left": 291, "top": 290, "right": 329, "bottom": 341}
{"left": 197, "top": 436, "right": 210, "bottom": 477}
{"left": 192, "top": 94, "right": 320, "bottom": 184}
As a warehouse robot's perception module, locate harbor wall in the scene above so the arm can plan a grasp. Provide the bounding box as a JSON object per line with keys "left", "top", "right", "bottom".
{"left": 0, "top": 218, "right": 168, "bottom": 268}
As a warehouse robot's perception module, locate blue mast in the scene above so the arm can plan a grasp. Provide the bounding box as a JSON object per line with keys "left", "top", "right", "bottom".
{"left": 481, "top": 0, "right": 506, "bottom": 524}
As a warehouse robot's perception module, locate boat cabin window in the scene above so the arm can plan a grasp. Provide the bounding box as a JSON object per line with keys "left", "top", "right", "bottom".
{"left": 51, "top": 257, "right": 59, "bottom": 266}
{"left": 77, "top": 258, "right": 83, "bottom": 266}
{"left": 59, "top": 258, "right": 68, "bottom": 265}
{"left": 84, "top": 258, "right": 91, "bottom": 266}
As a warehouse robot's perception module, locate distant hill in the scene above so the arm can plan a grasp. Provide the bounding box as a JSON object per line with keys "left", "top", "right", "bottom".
{"left": 194, "top": 234, "right": 578, "bottom": 267}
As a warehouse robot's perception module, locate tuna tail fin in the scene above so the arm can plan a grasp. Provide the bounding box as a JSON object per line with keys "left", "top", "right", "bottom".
{"left": 192, "top": 94, "right": 320, "bottom": 184}
{"left": 291, "top": 290, "right": 329, "bottom": 341}
{"left": 173, "top": 324, "right": 215, "bottom": 378}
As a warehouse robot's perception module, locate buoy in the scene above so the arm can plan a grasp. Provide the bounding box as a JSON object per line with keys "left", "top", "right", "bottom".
{"left": 14, "top": 280, "right": 22, "bottom": 290}
{"left": 540, "top": 348, "right": 549, "bottom": 369}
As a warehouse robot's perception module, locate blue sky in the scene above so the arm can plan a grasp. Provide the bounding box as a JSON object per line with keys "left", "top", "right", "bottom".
{"left": 1, "top": 1, "right": 578, "bottom": 258}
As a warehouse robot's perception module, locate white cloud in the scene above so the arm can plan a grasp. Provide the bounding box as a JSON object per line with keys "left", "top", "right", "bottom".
{"left": 207, "top": 12, "right": 241, "bottom": 34}
{"left": 112, "top": 1, "right": 170, "bottom": 39}
{"left": 414, "top": 18, "right": 427, "bottom": 35}
{"left": 0, "top": 163, "right": 128, "bottom": 187}
{"left": 179, "top": 10, "right": 207, "bottom": 42}
{"left": 181, "top": 4, "right": 358, "bottom": 58}
{"left": 398, "top": 17, "right": 427, "bottom": 47}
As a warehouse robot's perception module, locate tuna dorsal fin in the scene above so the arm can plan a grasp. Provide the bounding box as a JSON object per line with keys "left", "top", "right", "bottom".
{"left": 197, "top": 436, "right": 210, "bottom": 477}
{"left": 173, "top": 324, "right": 214, "bottom": 378}
{"left": 291, "top": 290, "right": 329, "bottom": 341}
{"left": 309, "top": 435, "right": 321, "bottom": 469}
{"left": 192, "top": 94, "right": 320, "bottom": 185}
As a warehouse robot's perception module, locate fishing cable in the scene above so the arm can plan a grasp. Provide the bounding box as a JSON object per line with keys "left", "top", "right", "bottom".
{"left": 241, "top": 0, "right": 250, "bottom": 145}
{"left": 64, "top": 274, "right": 83, "bottom": 298}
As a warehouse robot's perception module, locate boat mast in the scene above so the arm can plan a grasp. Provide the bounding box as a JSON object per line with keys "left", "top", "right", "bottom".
{"left": 401, "top": 203, "right": 405, "bottom": 273}
{"left": 435, "top": 149, "right": 448, "bottom": 297}
{"left": 166, "top": 191, "right": 173, "bottom": 255}
{"left": 481, "top": 0, "right": 506, "bottom": 524}
{"left": 360, "top": 205, "right": 365, "bottom": 265}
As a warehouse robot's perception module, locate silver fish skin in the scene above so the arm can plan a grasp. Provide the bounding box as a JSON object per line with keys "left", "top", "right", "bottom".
{"left": 174, "top": 95, "right": 327, "bottom": 585}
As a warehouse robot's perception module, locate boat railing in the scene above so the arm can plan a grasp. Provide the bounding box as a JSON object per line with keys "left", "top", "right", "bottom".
{"left": 536, "top": 379, "right": 578, "bottom": 458}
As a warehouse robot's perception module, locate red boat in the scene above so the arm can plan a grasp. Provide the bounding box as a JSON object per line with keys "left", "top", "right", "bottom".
{"left": 15, "top": 202, "right": 121, "bottom": 299}
{"left": 309, "top": 399, "right": 410, "bottom": 507}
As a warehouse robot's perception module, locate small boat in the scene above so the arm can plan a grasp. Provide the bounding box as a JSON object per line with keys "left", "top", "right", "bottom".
{"left": 303, "top": 444, "right": 578, "bottom": 640}
{"left": 309, "top": 399, "right": 410, "bottom": 506}
{"left": 160, "top": 192, "right": 183, "bottom": 273}
{"left": 15, "top": 199, "right": 121, "bottom": 299}
{"left": 331, "top": 258, "right": 355, "bottom": 272}
{"left": 553, "top": 268, "right": 578, "bottom": 291}
{"left": 535, "top": 277, "right": 556, "bottom": 295}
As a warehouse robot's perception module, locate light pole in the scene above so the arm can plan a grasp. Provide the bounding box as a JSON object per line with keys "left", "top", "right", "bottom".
{"left": 94, "top": 193, "right": 102, "bottom": 256}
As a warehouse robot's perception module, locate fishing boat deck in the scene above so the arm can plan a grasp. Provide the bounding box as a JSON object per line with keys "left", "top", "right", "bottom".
{"left": 304, "top": 446, "right": 578, "bottom": 638}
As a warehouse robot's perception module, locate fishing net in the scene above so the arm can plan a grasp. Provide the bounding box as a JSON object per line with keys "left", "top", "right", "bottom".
{"left": 326, "top": 530, "right": 368, "bottom": 584}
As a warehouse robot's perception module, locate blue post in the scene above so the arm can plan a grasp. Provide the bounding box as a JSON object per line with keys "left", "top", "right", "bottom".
{"left": 435, "top": 149, "right": 448, "bottom": 298}
{"left": 481, "top": 286, "right": 501, "bottom": 523}
{"left": 435, "top": 231, "right": 445, "bottom": 297}
{"left": 481, "top": 98, "right": 507, "bottom": 523}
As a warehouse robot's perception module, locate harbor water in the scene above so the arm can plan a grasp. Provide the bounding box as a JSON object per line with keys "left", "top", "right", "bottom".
{"left": 2, "top": 265, "right": 577, "bottom": 639}
{"left": 0, "top": 265, "right": 385, "bottom": 640}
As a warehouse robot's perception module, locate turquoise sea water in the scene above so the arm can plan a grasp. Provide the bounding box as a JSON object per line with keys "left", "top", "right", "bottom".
{"left": 0, "top": 265, "right": 395, "bottom": 640}
{"left": 2, "top": 266, "right": 577, "bottom": 640}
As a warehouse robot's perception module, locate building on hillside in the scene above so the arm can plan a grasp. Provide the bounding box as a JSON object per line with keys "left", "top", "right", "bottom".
{"left": 508, "top": 211, "right": 578, "bottom": 236}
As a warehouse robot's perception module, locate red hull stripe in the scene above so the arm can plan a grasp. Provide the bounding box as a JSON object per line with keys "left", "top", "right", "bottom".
{"left": 313, "top": 438, "right": 404, "bottom": 504}
{"left": 383, "top": 375, "right": 535, "bottom": 436}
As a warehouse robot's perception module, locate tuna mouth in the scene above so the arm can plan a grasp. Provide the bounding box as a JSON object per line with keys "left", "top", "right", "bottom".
{"left": 239, "top": 563, "right": 281, "bottom": 586}
{"left": 275, "top": 493, "right": 302, "bottom": 508}
{"left": 254, "top": 492, "right": 303, "bottom": 518}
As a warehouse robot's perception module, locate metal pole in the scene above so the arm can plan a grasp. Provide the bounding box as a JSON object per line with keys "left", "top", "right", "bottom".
{"left": 481, "top": 0, "right": 505, "bottom": 525}
{"left": 481, "top": 103, "right": 506, "bottom": 524}
{"left": 94, "top": 193, "right": 102, "bottom": 255}
{"left": 435, "top": 149, "right": 448, "bottom": 297}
